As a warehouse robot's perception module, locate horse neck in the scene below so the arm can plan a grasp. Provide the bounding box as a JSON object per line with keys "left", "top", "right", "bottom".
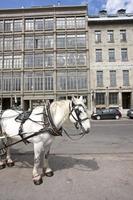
{"left": 50, "top": 100, "right": 71, "bottom": 128}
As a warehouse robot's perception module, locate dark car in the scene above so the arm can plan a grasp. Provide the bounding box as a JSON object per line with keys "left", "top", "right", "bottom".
{"left": 91, "top": 108, "right": 122, "bottom": 120}
{"left": 127, "top": 109, "right": 133, "bottom": 119}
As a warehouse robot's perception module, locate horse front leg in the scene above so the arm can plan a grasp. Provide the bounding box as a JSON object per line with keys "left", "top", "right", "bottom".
{"left": 42, "top": 147, "right": 54, "bottom": 177}
{"left": 6, "top": 147, "right": 15, "bottom": 167}
{"left": 33, "top": 142, "right": 43, "bottom": 185}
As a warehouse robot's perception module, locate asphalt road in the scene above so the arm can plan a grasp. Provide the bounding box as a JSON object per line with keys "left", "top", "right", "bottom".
{"left": 0, "top": 119, "right": 133, "bottom": 200}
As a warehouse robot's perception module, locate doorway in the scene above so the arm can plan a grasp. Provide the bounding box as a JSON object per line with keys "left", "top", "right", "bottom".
{"left": 2, "top": 98, "right": 11, "bottom": 110}
{"left": 122, "top": 92, "right": 131, "bottom": 109}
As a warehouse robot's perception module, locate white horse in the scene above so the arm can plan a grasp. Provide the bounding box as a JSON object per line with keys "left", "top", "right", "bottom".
{"left": 0, "top": 96, "right": 90, "bottom": 185}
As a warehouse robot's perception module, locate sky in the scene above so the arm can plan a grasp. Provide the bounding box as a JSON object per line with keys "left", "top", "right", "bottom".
{"left": 0, "top": 0, "right": 133, "bottom": 15}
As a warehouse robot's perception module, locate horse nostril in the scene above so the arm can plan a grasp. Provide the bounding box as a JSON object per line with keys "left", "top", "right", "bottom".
{"left": 86, "top": 128, "right": 90, "bottom": 134}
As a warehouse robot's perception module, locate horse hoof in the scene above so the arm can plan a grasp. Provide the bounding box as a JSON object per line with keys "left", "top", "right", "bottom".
{"left": 6, "top": 162, "right": 15, "bottom": 167}
{"left": 33, "top": 177, "right": 43, "bottom": 185}
{"left": 45, "top": 171, "right": 54, "bottom": 177}
{"left": 0, "top": 163, "right": 6, "bottom": 170}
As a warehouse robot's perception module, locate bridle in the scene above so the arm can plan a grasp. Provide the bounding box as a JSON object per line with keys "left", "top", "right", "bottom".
{"left": 69, "top": 101, "right": 89, "bottom": 133}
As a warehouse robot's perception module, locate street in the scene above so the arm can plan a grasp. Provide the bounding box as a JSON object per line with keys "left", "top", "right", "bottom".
{"left": 0, "top": 119, "right": 133, "bottom": 200}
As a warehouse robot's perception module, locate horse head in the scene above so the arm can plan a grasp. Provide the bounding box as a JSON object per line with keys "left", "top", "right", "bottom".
{"left": 69, "top": 96, "right": 90, "bottom": 134}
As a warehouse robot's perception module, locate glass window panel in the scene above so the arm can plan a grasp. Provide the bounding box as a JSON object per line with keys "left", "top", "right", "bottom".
{"left": 44, "top": 72, "right": 53, "bottom": 90}
{"left": 0, "top": 21, "right": 4, "bottom": 32}
{"left": 12, "top": 73, "right": 21, "bottom": 91}
{"left": 25, "top": 36, "right": 34, "bottom": 49}
{"left": 14, "top": 20, "right": 22, "bottom": 32}
{"left": 67, "top": 52, "right": 76, "bottom": 66}
{"left": 109, "top": 93, "right": 118, "bottom": 104}
{"left": 35, "top": 19, "right": 43, "bottom": 30}
{"left": 4, "top": 55, "right": 12, "bottom": 69}
{"left": 67, "top": 71, "right": 77, "bottom": 90}
{"left": 14, "top": 36, "right": 22, "bottom": 50}
{"left": 34, "top": 72, "right": 43, "bottom": 90}
{"left": 57, "top": 71, "right": 67, "bottom": 90}
{"left": 120, "top": 30, "right": 126, "bottom": 42}
{"left": 0, "top": 56, "right": 3, "bottom": 69}
{"left": 96, "top": 93, "right": 105, "bottom": 105}
{"left": 25, "top": 19, "right": 34, "bottom": 31}
{"left": 34, "top": 54, "right": 43, "bottom": 68}
{"left": 110, "top": 70, "right": 116, "bottom": 87}
{"left": 24, "top": 72, "right": 33, "bottom": 90}
{"left": 2, "top": 73, "right": 12, "bottom": 91}
{"left": 57, "top": 35, "right": 65, "bottom": 48}
{"left": 97, "top": 71, "right": 103, "bottom": 87}
{"left": 96, "top": 49, "right": 102, "bottom": 62}
{"left": 67, "top": 35, "right": 76, "bottom": 49}
{"left": 66, "top": 17, "right": 75, "bottom": 29}
{"left": 57, "top": 53, "right": 66, "bottom": 67}
{"left": 123, "top": 70, "right": 129, "bottom": 86}
{"left": 77, "top": 71, "right": 87, "bottom": 89}
{"left": 56, "top": 18, "right": 65, "bottom": 29}
{"left": 44, "top": 53, "right": 54, "bottom": 67}
{"left": 95, "top": 30, "right": 101, "bottom": 43}
{"left": 107, "top": 30, "right": 114, "bottom": 42}
{"left": 4, "top": 20, "right": 13, "bottom": 32}
{"left": 76, "top": 17, "right": 85, "bottom": 29}
{"left": 44, "top": 35, "right": 54, "bottom": 48}
{"left": 108, "top": 48, "right": 115, "bottom": 62}
{"left": 45, "top": 18, "right": 54, "bottom": 30}
{"left": 4, "top": 37, "right": 13, "bottom": 50}
{"left": 121, "top": 48, "right": 128, "bottom": 61}
{"left": 77, "top": 34, "right": 86, "bottom": 48}
{"left": 13, "top": 55, "right": 22, "bottom": 68}
{"left": 0, "top": 38, "right": 3, "bottom": 51}
{"left": 24, "top": 54, "right": 33, "bottom": 68}
{"left": 35, "top": 35, "right": 43, "bottom": 49}
{"left": 77, "top": 52, "right": 86, "bottom": 65}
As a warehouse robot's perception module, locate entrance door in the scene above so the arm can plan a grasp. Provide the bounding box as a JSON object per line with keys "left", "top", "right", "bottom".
{"left": 2, "top": 98, "right": 11, "bottom": 110}
{"left": 122, "top": 92, "right": 131, "bottom": 109}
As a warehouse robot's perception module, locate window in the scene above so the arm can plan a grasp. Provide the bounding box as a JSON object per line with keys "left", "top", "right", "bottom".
{"left": 109, "top": 93, "right": 118, "bottom": 104}
{"left": 35, "top": 19, "right": 43, "bottom": 30}
{"left": 76, "top": 17, "right": 85, "bottom": 29}
{"left": 4, "top": 55, "right": 12, "bottom": 69}
{"left": 0, "top": 38, "right": 3, "bottom": 51}
{"left": 44, "top": 72, "right": 53, "bottom": 90}
{"left": 57, "top": 72, "right": 67, "bottom": 90}
{"left": 77, "top": 52, "right": 86, "bottom": 65}
{"left": 14, "top": 20, "right": 22, "bottom": 32}
{"left": 95, "top": 31, "right": 101, "bottom": 43}
{"left": 24, "top": 72, "right": 33, "bottom": 91}
{"left": 3, "top": 73, "right": 12, "bottom": 91}
{"left": 110, "top": 70, "right": 116, "bottom": 87}
{"left": 0, "top": 21, "right": 4, "bottom": 32}
{"left": 25, "top": 19, "right": 34, "bottom": 31}
{"left": 96, "top": 49, "right": 102, "bottom": 62}
{"left": 24, "top": 54, "right": 33, "bottom": 68}
{"left": 77, "top": 34, "right": 86, "bottom": 48}
{"left": 107, "top": 30, "right": 114, "bottom": 42}
{"left": 97, "top": 71, "right": 103, "bottom": 87}
{"left": 45, "top": 18, "right": 54, "bottom": 30}
{"left": 57, "top": 35, "right": 65, "bottom": 48}
{"left": 121, "top": 48, "right": 128, "bottom": 61}
{"left": 66, "top": 17, "right": 75, "bottom": 29}
{"left": 56, "top": 18, "right": 65, "bottom": 29}
{"left": 34, "top": 54, "right": 43, "bottom": 68}
{"left": 120, "top": 30, "right": 126, "bottom": 42}
{"left": 67, "top": 35, "right": 76, "bottom": 49}
{"left": 14, "top": 36, "right": 22, "bottom": 50}
{"left": 57, "top": 53, "right": 66, "bottom": 67}
{"left": 13, "top": 55, "right": 22, "bottom": 68}
{"left": 77, "top": 71, "right": 87, "bottom": 89}
{"left": 108, "top": 48, "right": 115, "bottom": 62}
{"left": 123, "top": 70, "right": 129, "bottom": 86}
{"left": 67, "top": 71, "right": 77, "bottom": 90}
{"left": 4, "top": 37, "right": 13, "bottom": 50}
{"left": 4, "top": 20, "right": 13, "bottom": 32}
{"left": 0, "top": 56, "right": 3, "bottom": 69}
{"left": 44, "top": 53, "right": 54, "bottom": 67}
{"left": 34, "top": 36, "right": 43, "bottom": 49}
{"left": 44, "top": 35, "right": 54, "bottom": 49}
{"left": 12, "top": 73, "right": 21, "bottom": 91}
{"left": 67, "top": 52, "right": 76, "bottom": 66}
{"left": 25, "top": 36, "right": 34, "bottom": 49}
{"left": 34, "top": 72, "right": 43, "bottom": 90}
{"left": 96, "top": 93, "right": 105, "bottom": 104}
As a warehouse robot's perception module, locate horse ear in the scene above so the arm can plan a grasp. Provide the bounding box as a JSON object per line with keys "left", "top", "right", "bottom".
{"left": 79, "top": 96, "right": 83, "bottom": 101}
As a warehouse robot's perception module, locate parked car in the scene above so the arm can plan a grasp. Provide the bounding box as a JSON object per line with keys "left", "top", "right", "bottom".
{"left": 127, "top": 109, "right": 133, "bottom": 119}
{"left": 91, "top": 108, "right": 122, "bottom": 120}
